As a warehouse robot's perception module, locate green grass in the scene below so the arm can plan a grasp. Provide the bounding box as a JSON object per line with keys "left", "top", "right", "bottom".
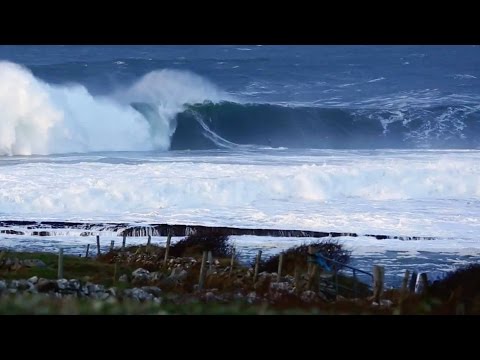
{"left": 0, "top": 250, "right": 137, "bottom": 287}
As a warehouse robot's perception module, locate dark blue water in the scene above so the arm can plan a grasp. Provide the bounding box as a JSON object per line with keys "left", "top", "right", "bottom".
{"left": 1, "top": 45, "right": 480, "bottom": 149}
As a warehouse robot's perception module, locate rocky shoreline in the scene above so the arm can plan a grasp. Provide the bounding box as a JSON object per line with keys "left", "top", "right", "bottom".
{"left": 0, "top": 220, "right": 436, "bottom": 240}
{"left": 0, "top": 238, "right": 474, "bottom": 314}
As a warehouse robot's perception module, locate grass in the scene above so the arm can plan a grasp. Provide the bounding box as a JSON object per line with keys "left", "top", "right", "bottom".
{"left": 0, "top": 250, "right": 137, "bottom": 287}
{"left": 7, "top": 238, "right": 480, "bottom": 314}
{"left": 258, "top": 240, "right": 351, "bottom": 275}
{"left": 169, "top": 233, "right": 234, "bottom": 258}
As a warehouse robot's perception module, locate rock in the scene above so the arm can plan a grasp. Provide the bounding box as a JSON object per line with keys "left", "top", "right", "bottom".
{"left": 233, "top": 293, "right": 244, "bottom": 301}
{"left": 132, "top": 268, "right": 151, "bottom": 280}
{"left": 107, "top": 287, "right": 117, "bottom": 297}
{"left": 57, "top": 279, "right": 69, "bottom": 289}
{"left": 17, "top": 280, "right": 32, "bottom": 291}
{"left": 301, "top": 290, "right": 317, "bottom": 303}
{"left": 100, "top": 292, "right": 110, "bottom": 300}
{"left": 141, "top": 286, "right": 162, "bottom": 297}
{"left": 8, "top": 288, "right": 17, "bottom": 294}
{"left": 254, "top": 274, "right": 270, "bottom": 291}
{"left": 153, "top": 297, "right": 162, "bottom": 304}
{"left": 214, "top": 259, "right": 220, "bottom": 266}
{"left": 127, "top": 288, "right": 154, "bottom": 302}
{"left": 247, "top": 292, "right": 257, "bottom": 303}
{"left": 32, "top": 231, "right": 51, "bottom": 236}
{"left": 9, "top": 280, "right": 20, "bottom": 289}
{"left": 118, "top": 274, "right": 129, "bottom": 283}
{"left": 0, "top": 280, "right": 7, "bottom": 292}
{"left": 68, "top": 280, "right": 81, "bottom": 290}
{"left": 4, "top": 258, "right": 14, "bottom": 268}
{"left": 270, "top": 282, "right": 290, "bottom": 292}
{"left": 28, "top": 276, "right": 39, "bottom": 284}
{"left": 380, "top": 299, "right": 393, "bottom": 307}
{"left": 169, "top": 268, "right": 187, "bottom": 281}
{"left": 11, "top": 260, "right": 23, "bottom": 271}
{"left": 86, "top": 283, "right": 104, "bottom": 295}
{"left": 0, "top": 229, "right": 24, "bottom": 235}
{"left": 316, "top": 290, "right": 329, "bottom": 302}
{"left": 36, "top": 279, "right": 58, "bottom": 293}
{"left": 22, "top": 259, "right": 47, "bottom": 268}
{"left": 205, "top": 292, "right": 216, "bottom": 302}
{"left": 233, "top": 279, "right": 244, "bottom": 287}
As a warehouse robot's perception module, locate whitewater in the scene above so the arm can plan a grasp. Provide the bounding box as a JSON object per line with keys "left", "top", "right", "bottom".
{"left": 1, "top": 45, "right": 479, "bottom": 284}
{"left": 0, "top": 61, "right": 228, "bottom": 156}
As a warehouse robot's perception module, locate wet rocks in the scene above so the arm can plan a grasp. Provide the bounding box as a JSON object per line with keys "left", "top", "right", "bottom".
{"left": 0, "top": 229, "right": 24, "bottom": 235}
{"left": 31, "top": 231, "right": 51, "bottom": 237}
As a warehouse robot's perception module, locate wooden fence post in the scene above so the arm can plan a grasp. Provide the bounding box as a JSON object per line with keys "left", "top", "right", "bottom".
{"left": 163, "top": 231, "right": 172, "bottom": 266}
{"left": 198, "top": 251, "right": 208, "bottom": 290}
{"left": 58, "top": 248, "right": 64, "bottom": 279}
{"left": 415, "top": 272, "right": 428, "bottom": 294}
{"left": 277, "top": 253, "right": 284, "bottom": 282}
{"left": 408, "top": 271, "right": 418, "bottom": 293}
{"left": 96, "top": 235, "right": 101, "bottom": 256}
{"left": 372, "top": 265, "right": 385, "bottom": 303}
{"left": 401, "top": 270, "right": 410, "bottom": 295}
{"left": 229, "top": 248, "right": 236, "bottom": 277}
{"left": 208, "top": 251, "right": 213, "bottom": 273}
{"left": 122, "top": 233, "right": 127, "bottom": 250}
{"left": 253, "top": 250, "right": 262, "bottom": 283}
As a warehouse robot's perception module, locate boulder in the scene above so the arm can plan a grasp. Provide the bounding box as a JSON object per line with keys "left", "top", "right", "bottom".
{"left": 301, "top": 290, "right": 317, "bottom": 303}
{"left": 28, "top": 276, "right": 39, "bottom": 284}
{"left": 68, "top": 280, "right": 81, "bottom": 290}
{"left": 17, "top": 280, "right": 32, "bottom": 291}
{"left": 141, "top": 286, "right": 162, "bottom": 297}
{"left": 169, "top": 268, "right": 187, "bottom": 282}
{"left": 57, "top": 279, "right": 69, "bottom": 290}
{"left": 37, "top": 279, "right": 58, "bottom": 293}
{"left": 22, "top": 259, "right": 47, "bottom": 268}
{"left": 132, "top": 268, "right": 151, "bottom": 280}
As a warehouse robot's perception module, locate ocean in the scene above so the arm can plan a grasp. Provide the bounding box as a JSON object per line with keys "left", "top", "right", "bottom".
{"left": 1, "top": 45, "right": 479, "bottom": 286}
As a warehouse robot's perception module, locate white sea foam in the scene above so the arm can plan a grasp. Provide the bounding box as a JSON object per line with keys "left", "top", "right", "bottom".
{"left": 0, "top": 150, "right": 478, "bottom": 239}
{"left": 0, "top": 62, "right": 227, "bottom": 155}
